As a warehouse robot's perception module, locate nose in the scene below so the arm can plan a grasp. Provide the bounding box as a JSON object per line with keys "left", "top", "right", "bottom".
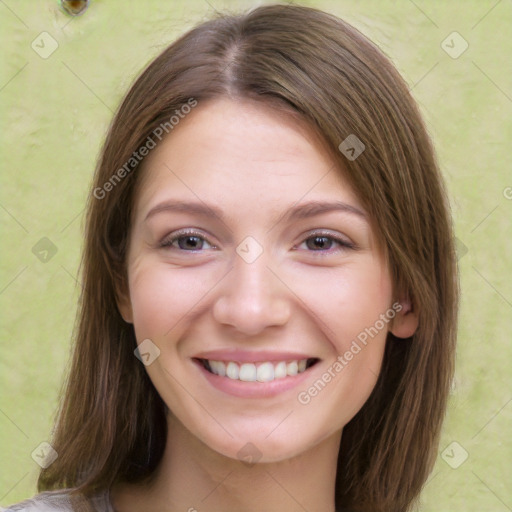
{"left": 212, "top": 248, "right": 291, "bottom": 336}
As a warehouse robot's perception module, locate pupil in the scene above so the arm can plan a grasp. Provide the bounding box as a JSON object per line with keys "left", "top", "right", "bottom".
{"left": 312, "top": 236, "right": 329, "bottom": 249}
{"left": 181, "top": 236, "right": 200, "bottom": 250}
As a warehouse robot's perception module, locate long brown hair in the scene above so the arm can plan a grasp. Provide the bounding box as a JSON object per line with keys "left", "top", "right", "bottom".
{"left": 38, "top": 4, "right": 459, "bottom": 511}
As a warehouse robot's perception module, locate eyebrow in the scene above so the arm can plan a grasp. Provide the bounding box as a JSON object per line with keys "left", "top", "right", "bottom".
{"left": 144, "top": 199, "right": 367, "bottom": 225}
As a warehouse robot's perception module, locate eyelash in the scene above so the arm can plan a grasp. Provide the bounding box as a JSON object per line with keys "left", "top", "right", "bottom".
{"left": 158, "top": 229, "right": 356, "bottom": 255}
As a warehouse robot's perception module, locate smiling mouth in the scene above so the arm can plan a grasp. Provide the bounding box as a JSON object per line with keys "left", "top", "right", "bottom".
{"left": 194, "top": 357, "right": 320, "bottom": 383}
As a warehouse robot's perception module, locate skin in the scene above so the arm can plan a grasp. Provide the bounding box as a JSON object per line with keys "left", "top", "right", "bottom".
{"left": 112, "top": 97, "right": 418, "bottom": 512}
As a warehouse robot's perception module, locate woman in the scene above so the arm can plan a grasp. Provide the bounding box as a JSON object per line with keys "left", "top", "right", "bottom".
{"left": 5, "top": 3, "right": 458, "bottom": 511}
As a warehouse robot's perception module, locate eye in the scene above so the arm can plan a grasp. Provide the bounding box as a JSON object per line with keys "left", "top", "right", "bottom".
{"left": 296, "top": 231, "right": 355, "bottom": 254}
{"left": 158, "top": 229, "right": 355, "bottom": 254}
{"left": 159, "top": 229, "right": 215, "bottom": 251}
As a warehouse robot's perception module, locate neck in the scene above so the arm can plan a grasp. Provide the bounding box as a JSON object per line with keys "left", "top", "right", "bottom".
{"left": 113, "top": 411, "right": 341, "bottom": 512}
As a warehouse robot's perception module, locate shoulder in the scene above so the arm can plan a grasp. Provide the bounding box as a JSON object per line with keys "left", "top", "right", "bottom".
{"left": 2, "top": 488, "right": 113, "bottom": 512}
{"left": 2, "top": 489, "right": 73, "bottom": 512}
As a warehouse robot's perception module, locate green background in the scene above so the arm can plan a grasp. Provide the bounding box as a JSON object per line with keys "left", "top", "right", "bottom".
{"left": 1, "top": 1, "right": 511, "bottom": 510}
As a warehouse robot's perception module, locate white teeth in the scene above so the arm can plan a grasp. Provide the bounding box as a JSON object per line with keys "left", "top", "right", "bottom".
{"left": 216, "top": 361, "right": 226, "bottom": 377}
{"left": 226, "top": 361, "right": 239, "bottom": 380}
{"left": 205, "top": 358, "right": 314, "bottom": 382}
{"left": 239, "top": 363, "right": 257, "bottom": 382}
{"left": 287, "top": 361, "right": 298, "bottom": 376}
{"left": 256, "top": 362, "right": 274, "bottom": 382}
{"left": 274, "top": 361, "right": 287, "bottom": 379}
{"left": 209, "top": 360, "right": 226, "bottom": 377}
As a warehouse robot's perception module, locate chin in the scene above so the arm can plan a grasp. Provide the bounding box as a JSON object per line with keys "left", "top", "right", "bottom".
{"left": 202, "top": 427, "right": 320, "bottom": 466}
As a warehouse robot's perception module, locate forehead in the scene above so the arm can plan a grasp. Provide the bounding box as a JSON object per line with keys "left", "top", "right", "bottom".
{"left": 133, "top": 97, "right": 363, "bottom": 217}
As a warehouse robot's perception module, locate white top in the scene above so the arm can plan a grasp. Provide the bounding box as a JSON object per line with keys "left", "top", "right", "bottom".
{"left": 2, "top": 489, "right": 113, "bottom": 511}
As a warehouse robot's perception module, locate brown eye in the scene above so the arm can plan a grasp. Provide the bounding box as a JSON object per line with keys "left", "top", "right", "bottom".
{"left": 159, "top": 230, "right": 214, "bottom": 252}
{"left": 298, "top": 232, "right": 355, "bottom": 255}
{"left": 306, "top": 236, "right": 335, "bottom": 251}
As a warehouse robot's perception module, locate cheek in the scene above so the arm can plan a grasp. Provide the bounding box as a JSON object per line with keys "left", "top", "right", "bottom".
{"left": 293, "top": 258, "right": 392, "bottom": 421}
{"left": 301, "top": 258, "right": 393, "bottom": 352}
{"left": 127, "top": 260, "right": 209, "bottom": 341}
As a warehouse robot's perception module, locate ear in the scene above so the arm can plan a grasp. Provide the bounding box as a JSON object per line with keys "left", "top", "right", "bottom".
{"left": 389, "top": 297, "right": 419, "bottom": 339}
{"left": 115, "top": 281, "right": 133, "bottom": 324}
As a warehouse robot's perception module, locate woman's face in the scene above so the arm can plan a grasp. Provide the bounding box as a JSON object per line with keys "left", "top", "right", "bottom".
{"left": 118, "top": 97, "right": 416, "bottom": 463}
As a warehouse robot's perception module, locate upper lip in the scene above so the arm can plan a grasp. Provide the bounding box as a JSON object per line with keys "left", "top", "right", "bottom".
{"left": 193, "top": 350, "right": 318, "bottom": 363}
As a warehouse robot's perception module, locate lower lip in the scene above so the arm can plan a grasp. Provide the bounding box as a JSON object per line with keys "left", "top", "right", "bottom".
{"left": 193, "top": 360, "right": 316, "bottom": 398}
